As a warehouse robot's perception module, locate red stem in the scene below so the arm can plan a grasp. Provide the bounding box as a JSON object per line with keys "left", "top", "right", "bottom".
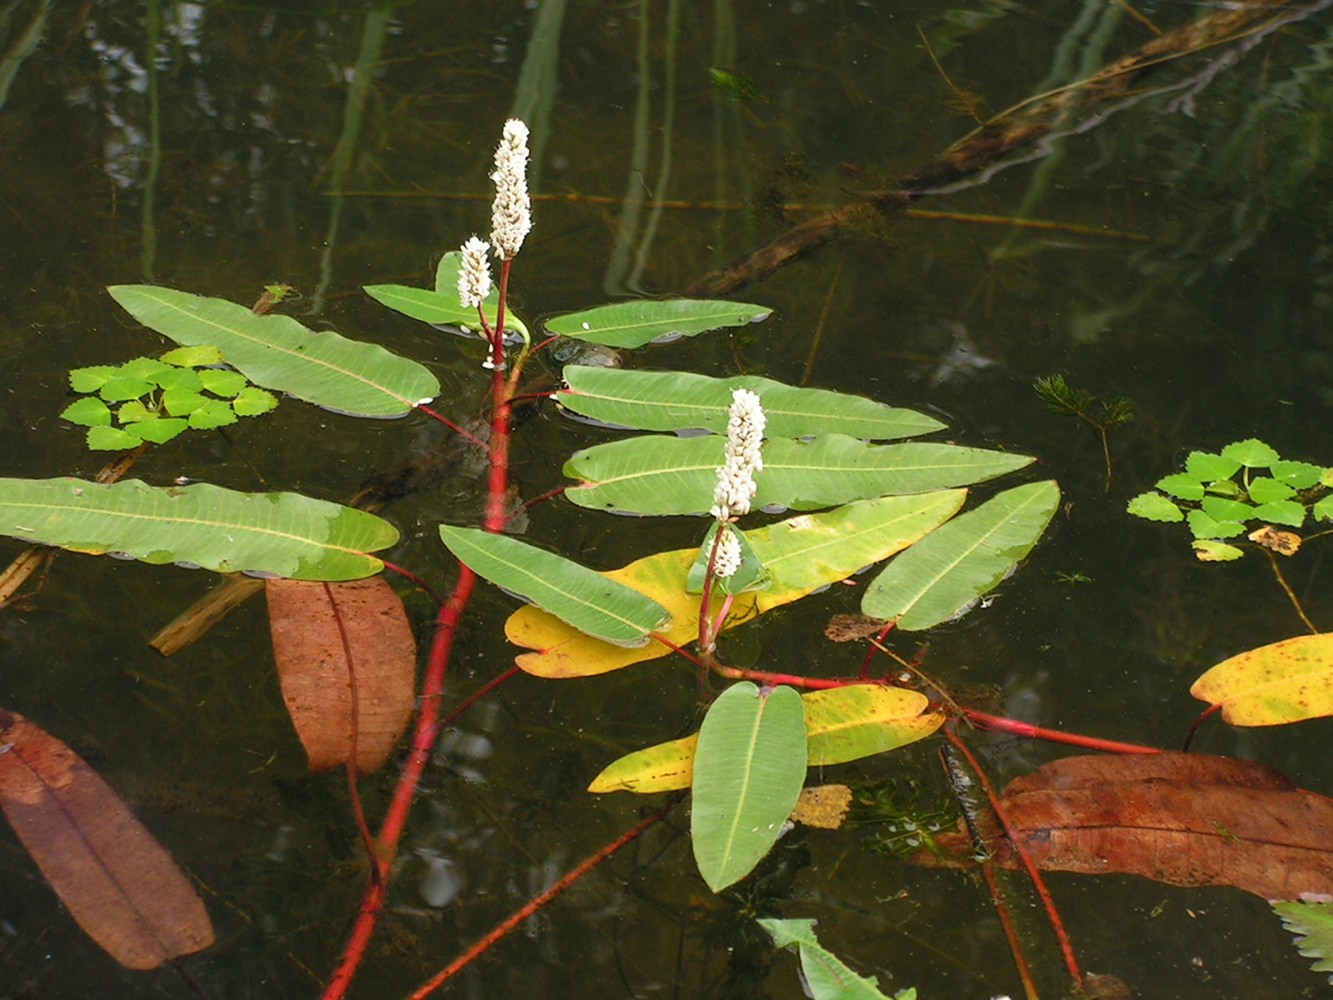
{"left": 407, "top": 795, "right": 682, "bottom": 999}
{"left": 962, "top": 709, "right": 1163, "bottom": 755}
{"left": 322, "top": 259, "right": 522, "bottom": 999}
{"left": 415, "top": 404, "right": 487, "bottom": 448}
{"left": 946, "top": 727, "right": 1083, "bottom": 990}
{"left": 321, "top": 566, "right": 478, "bottom": 1000}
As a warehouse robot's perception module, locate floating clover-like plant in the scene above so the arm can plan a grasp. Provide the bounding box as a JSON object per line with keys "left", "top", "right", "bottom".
{"left": 1127, "top": 438, "right": 1333, "bottom": 562}
{"left": 61, "top": 346, "right": 278, "bottom": 451}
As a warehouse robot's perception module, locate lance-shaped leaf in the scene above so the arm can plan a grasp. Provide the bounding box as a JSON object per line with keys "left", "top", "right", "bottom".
{"left": 266, "top": 577, "right": 417, "bottom": 773}
{"left": 565, "top": 435, "right": 1030, "bottom": 515}
{"left": 0, "top": 709, "right": 214, "bottom": 969}
{"left": 803, "top": 686, "right": 944, "bottom": 765}
{"left": 589, "top": 686, "right": 942, "bottom": 794}
{"left": 758, "top": 918, "right": 910, "bottom": 1000}
{"left": 692, "top": 683, "right": 806, "bottom": 891}
{"left": 1190, "top": 633, "right": 1333, "bottom": 726}
{"left": 0, "top": 477, "right": 397, "bottom": 581}
{"left": 509, "top": 492, "right": 966, "bottom": 678}
{"left": 108, "top": 285, "right": 439, "bottom": 418}
{"left": 439, "top": 525, "right": 670, "bottom": 647}
{"left": 559, "top": 367, "right": 943, "bottom": 440}
{"left": 546, "top": 299, "right": 771, "bottom": 349}
{"left": 862, "top": 480, "right": 1059, "bottom": 629}
{"left": 362, "top": 250, "right": 531, "bottom": 338}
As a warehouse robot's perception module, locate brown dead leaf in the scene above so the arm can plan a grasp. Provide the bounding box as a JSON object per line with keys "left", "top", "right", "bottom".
{"left": 824, "top": 613, "right": 888, "bottom": 643}
{"left": 914, "top": 753, "right": 1333, "bottom": 900}
{"left": 791, "top": 785, "right": 852, "bottom": 829}
{"left": 0, "top": 709, "right": 214, "bottom": 969}
{"left": 1249, "top": 525, "right": 1301, "bottom": 556}
{"left": 266, "top": 577, "right": 416, "bottom": 773}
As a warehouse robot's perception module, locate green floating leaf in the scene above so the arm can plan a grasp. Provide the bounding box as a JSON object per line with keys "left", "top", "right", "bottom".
{"left": 559, "top": 367, "right": 943, "bottom": 440}
{"left": 198, "top": 368, "right": 248, "bottom": 398}
{"left": 758, "top": 918, "right": 911, "bottom": 1000}
{"left": 1271, "top": 460, "right": 1325, "bottom": 490}
{"left": 1155, "top": 473, "right": 1204, "bottom": 501}
{"left": 186, "top": 401, "right": 239, "bottom": 430}
{"left": 1126, "top": 492, "right": 1184, "bottom": 522}
{"left": 60, "top": 398, "right": 112, "bottom": 428}
{"left": 0, "top": 478, "right": 397, "bottom": 580}
{"left": 1201, "top": 496, "right": 1255, "bottom": 523}
{"left": 1185, "top": 450, "right": 1241, "bottom": 482}
{"left": 438, "top": 525, "right": 670, "bottom": 647}
{"left": 1271, "top": 899, "right": 1333, "bottom": 984}
{"left": 108, "top": 285, "right": 439, "bottom": 418}
{"left": 862, "top": 481, "right": 1059, "bottom": 630}
{"left": 154, "top": 367, "right": 203, "bottom": 394}
{"left": 120, "top": 357, "right": 173, "bottom": 382}
{"left": 1192, "top": 540, "right": 1244, "bottom": 561}
{"left": 361, "top": 251, "right": 531, "bottom": 338}
{"left": 565, "top": 435, "right": 1030, "bottom": 515}
{"left": 86, "top": 426, "right": 141, "bottom": 451}
{"left": 692, "top": 683, "right": 806, "bottom": 892}
{"left": 1223, "top": 438, "right": 1280, "bottom": 468}
{"left": 160, "top": 344, "right": 223, "bottom": 367}
{"left": 69, "top": 365, "right": 116, "bottom": 394}
{"left": 116, "top": 400, "right": 155, "bottom": 424}
{"left": 232, "top": 386, "right": 278, "bottom": 416}
{"left": 99, "top": 374, "right": 155, "bottom": 402}
{"left": 1187, "top": 508, "right": 1245, "bottom": 540}
{"left": 161, "top": 389, "right": 210, "bottom": 416}
{"left": 547, "top": 299, "right": 772, "bottom": 349}
{"left": 1191, "top": 633, "right": 1333, "bottom": 726}
{"left": 1247, "top": 477, "right": 1296, "bottom": 505}
{"left": 1314, "top": 496, "right": 1333, "bottom": 522}
{"left": 1251, "top": 500, "right": 1305, "bottom": 528}
{"left": 126, "top": 418, "right": 189, "bottom": 445}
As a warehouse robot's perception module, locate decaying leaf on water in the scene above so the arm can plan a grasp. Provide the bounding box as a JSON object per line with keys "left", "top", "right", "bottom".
{"left": 267, "top": 576, "right": 417, "bottom": 773}
{"left": 912, "top": 754, "right": 1333, "bottom": 901}
{"left": 0, "top": 709, "right": 214, "bottom": 969}
{"left": 791, "top": 785, "right": 853, "bottom": 829}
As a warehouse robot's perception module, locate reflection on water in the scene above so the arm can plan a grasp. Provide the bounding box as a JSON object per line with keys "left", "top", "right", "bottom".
{"left": 1, "top": 1, "right": 1331, "bottom": 996}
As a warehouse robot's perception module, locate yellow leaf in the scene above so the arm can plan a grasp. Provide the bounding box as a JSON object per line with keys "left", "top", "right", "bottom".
{"left": 588, "top": 685, "right": 944, "bottom": 794}
{"left": 588, "top": 734, "right": 698, "bottom": 794}
{"left": 508, "top": 492, "right": 965, "bottom": 678}
{"left": 1190, "top": 633, "right": 1333, "bottom": 726}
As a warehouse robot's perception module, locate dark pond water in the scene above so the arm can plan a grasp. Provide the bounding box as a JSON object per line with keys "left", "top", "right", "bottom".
{"left": 2, "top": 1, "right": 1332, "bottom": 997}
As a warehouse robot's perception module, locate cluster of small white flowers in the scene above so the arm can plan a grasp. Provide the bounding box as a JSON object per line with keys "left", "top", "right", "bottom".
{"left": 710, "top": 388, "right": 765, "bottom": 520}
{"left": 456, "top": 235, "right": 492, "bottom": 309}
{"left": 490, "top": 118, "right": 531, "bottom": 260}
{"left": 712, "top": 528, "right": 743, "bottom": 579}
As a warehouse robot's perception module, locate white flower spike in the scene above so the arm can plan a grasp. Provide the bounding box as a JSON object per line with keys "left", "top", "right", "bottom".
{"left": 457, "top": 235, "right": 492, "bottom": 310}
{"left": 490, "top": 119, "right": 531, "bottom": 260}
{"left": 710, "top": 388, "right": 766, "bottom": 520}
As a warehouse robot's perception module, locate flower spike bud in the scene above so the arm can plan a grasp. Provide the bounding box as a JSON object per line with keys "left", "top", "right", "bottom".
{"left": 457, "top": 236, "right": 492, "bottom": 310}
{"left": 713, "top": 528, "right": 743, "bottom": 579}
{"left": 490, "top": 118, "right": 532, "bottom": 260}
{"left": 710, "top": 388, "right": 766, "bottom": 520}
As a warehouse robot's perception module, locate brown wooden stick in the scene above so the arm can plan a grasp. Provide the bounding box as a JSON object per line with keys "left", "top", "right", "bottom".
{"left": 683, "top": 0, "right": 1297, "bottom": 298}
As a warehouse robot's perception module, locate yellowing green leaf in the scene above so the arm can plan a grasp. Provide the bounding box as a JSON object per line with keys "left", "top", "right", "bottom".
{"left": 803, "top": 686, "right": 944, "bottom": 764}
{"left": 588, "top": 686, "right": 942, "bottom": 794}
{"left": 508, "top": 493, "right": 966, "bottom": 678}
{"left": 692, "top": 683, "right": 806, "bottom": 891}
{"left": 1191, "top": 633, "right": 1333, "bottom": 726}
